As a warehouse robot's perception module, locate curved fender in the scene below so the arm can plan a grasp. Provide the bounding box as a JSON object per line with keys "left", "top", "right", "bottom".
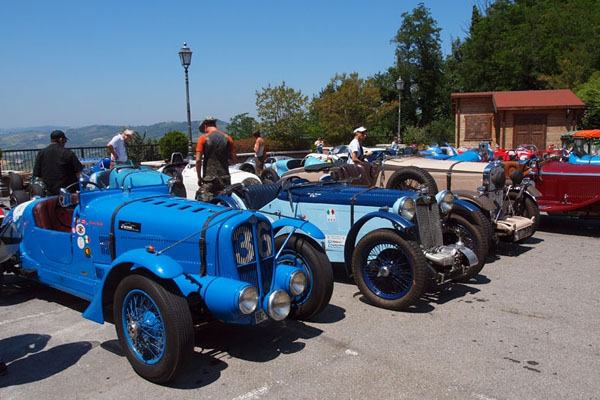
{"left": 453, "top": 190, "right": 495, "bottom": 211}
{"left": 525, "top": 186, "right": 541, "bottom": 198}
{"left": 82, "top": 250, "right": 183, "bottom": 324}
{"left": 272, "top": 218, "right": 325, "bottom": 240}
{"left": 343, "top": 211, "right": 414, "bottom": 270}
{"left": 211, "top": 195, "right": 241, "bottom": 209}
{"left": 114, "top": 249, "right": 184, "bottom": 279}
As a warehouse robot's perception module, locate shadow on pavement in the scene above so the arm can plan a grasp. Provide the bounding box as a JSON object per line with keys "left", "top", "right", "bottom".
{"left": 538, "top": 214, "right": 600, "bottom": 237}
{"left": 0, "top": 340, "right": 94, "bottom": 388}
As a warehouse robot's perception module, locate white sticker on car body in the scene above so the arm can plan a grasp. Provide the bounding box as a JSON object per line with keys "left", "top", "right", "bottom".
{"left": 325, "top": 234, "right": 346, "bottom": 249}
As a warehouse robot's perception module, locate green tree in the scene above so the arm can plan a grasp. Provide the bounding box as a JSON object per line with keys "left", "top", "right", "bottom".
{"left": 158, "top": 130, "right": 189, "bottom": 160}
{"left": 311, "top": 73, "right": 394, "bottom": 145}
{"left": 227, "top": 113, "right": 257, "bottom": 139}
{"left": 255, "top": 82, "right": 309, "bottom": 149}
{"left": 450, "top": 0, "right": 600, "bottom": 91}
{"left": 392, "top": 3, "right": 446, "bottom": 128}
{"left": 575, "top": 71, "right": 600, "bottom": 129}
{"left": 126, "top": 130, "right": 158, "bottom": 165}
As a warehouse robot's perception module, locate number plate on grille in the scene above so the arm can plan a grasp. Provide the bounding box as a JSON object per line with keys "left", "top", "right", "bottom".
{"left": 514, "top": 225, "right": 533, "bottom": 241}
{"left": 255, "top": 309, "right": 268, "bottom": 324}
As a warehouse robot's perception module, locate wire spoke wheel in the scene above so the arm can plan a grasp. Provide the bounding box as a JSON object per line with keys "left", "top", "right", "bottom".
{"left": 352, "top": 230, "right": 427, "bottom": 310}
{"left": 122, "top": 289, "right": 166, "bottom": 364}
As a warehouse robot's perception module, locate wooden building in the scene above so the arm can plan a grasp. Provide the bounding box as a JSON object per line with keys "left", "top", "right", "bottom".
{"left": 451, "top": 89, "right": 585, "bottom": 150}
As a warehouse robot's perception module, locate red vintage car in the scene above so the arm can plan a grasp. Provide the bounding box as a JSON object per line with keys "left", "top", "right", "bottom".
{"left": 529, "top": 160, "right": 600, "bottom": 217}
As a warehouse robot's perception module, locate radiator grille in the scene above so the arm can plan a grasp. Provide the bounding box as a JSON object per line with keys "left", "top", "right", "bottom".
{"left": 233, "top": 221, "right": 274, "bottom": 296}
{"left": 415, "top": 201, "right": 443, "bottom": 249}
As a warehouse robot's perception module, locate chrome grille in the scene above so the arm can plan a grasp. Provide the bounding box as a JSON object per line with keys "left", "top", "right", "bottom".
{"left": 233, "top": 220, "right": 274, "bottom": 297}
{"left": 257, "top": 221, "right": 273, "bottom": 258}
{"left": 415, "top": 199, "right": 443, "bottom": 249}
{"left": 233, "top": 223, "right": 255, "bottom": 264}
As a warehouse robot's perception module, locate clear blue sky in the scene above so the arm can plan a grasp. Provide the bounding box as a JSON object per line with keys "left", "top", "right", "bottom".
{"left": 0, "top": 0, "right": 476, "bottom": 129}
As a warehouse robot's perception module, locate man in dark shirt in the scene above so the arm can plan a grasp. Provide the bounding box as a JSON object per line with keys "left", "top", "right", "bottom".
{"left": 195, "top": 116, "right": 236, "bottom": 201}
{"left": 33, "top": 130, "right": 83, "bottom": 195}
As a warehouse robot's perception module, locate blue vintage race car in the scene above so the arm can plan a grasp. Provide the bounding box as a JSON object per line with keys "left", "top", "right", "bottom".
{"left": 0, "top": 166, "right": 333, "bottom": 383}
{"left": 214, "top": 180, "right": 487, "bottom": 311}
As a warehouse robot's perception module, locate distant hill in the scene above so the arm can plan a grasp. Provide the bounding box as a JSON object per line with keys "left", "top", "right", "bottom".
{"left": 0, "top": 120, "right": 229, "bottom": 150}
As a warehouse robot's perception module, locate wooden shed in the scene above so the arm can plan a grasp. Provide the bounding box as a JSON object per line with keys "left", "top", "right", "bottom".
{"left": 451, "top": 89, "right": 585, "bottom": 150}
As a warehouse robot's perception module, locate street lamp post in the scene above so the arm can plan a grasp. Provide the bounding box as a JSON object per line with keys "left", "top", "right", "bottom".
{"left": 395, "top": 76, "right": 404, "bottom": 143}
{"left": 179, "top": 42, "right": 193, "bottom": 160}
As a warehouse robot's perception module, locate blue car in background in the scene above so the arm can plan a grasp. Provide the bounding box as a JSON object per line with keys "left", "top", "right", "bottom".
{"left": 214, "top": 179, "right": 487, "bottom": 311}
{"left": 0, "top": 166, "right": 332, "bottom": 383}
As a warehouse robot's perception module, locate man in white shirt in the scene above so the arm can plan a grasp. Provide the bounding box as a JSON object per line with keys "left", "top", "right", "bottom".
{"left": 347, "top": 126, "right": 371, "bottom": 164}
{"left": 107, "top": 129, "right": 135, "bottom": 165}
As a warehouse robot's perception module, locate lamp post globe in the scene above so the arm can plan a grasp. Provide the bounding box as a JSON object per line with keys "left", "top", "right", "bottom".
{"left": 179, "top": 42, "right": 193, "bottom": 160}
{"left": 395, "top": 77, "right": 404, "bottom": 143}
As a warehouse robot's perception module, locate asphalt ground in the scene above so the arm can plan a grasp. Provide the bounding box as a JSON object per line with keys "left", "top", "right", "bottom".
{"left": 1, "top": 214, "right": 599, "bottom": 400}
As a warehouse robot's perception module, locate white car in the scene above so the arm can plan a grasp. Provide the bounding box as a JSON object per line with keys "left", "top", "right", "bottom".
{"left": 158, "top": 160, "right": 262, "bottom": 200}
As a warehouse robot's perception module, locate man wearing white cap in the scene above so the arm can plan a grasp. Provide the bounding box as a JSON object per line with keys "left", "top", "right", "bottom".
{"left": 347, "top": 126, "right": 371, "bottom": 164}
{"left": 107, "top": 128, "right": 135, "bottom": 165}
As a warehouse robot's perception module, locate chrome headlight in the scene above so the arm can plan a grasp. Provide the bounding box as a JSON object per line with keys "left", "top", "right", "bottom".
{"left": 436, "top": 190, "right": 454, "bottom": 215}
{"left": 393, "top": 196, "right": 416, "bottom": 220}
{"left": 289, "top": 270, "right": 307, "bottom": 296}
{"left": 267, "top": 290, "right": 291, "bottom": 321}
{"left": 238, "top": 286, "right": 258, "bottom": 315}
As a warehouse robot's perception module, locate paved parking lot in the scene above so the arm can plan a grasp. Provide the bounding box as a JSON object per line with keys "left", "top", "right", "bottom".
{"left": 1, "top": 215, "right": 599, "bottom": 400}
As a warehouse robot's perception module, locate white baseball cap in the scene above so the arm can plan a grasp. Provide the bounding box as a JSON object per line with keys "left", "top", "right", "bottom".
{"left": 353, "top": 126, "right": 367, "bottom": 134}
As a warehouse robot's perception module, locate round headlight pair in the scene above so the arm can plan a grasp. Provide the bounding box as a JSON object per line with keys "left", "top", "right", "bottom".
{"left": 394, "top": 196, "right": 416, "bottom": 220}
{"left": 436, "top": 190, "right": 454, "bottom": 215}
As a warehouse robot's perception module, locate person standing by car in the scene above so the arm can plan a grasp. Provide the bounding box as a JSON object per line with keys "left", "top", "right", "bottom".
{"left": 314, "top": 136, "right": 324, "bottom": 154}
{"left": 33, "top": 130, "right": 83, "bottom": 195}
{"left": 253, "top": 130, "right": 265, "bottom": 176}
{"left": 347, "top": 126, "right": 371, "bottom": 164}
{"left": 107, "top": 129, "right": 135, "bottom": 166}
{"left": 196, "top": 116, "right": 237, "bottom": 201}
{"left": 390, "top": 136, "right": 399, "bottom": 154}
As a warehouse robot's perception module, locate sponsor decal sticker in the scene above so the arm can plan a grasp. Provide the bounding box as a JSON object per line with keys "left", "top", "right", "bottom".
{"left": 77, "top": 236, "right": 85, "bottom": 249}
{"left": 84, "top": 247, "right": 92, "bottom": 258}
{"left": 76, "top": 224, "right": 85, "bottom": 236}
{"left": 119, "top": 221, "right": 142, "bottom": 233}
{"left": 326, "top": 208, "right": 336, "bottom": 222}
{"left": 325, "top": 234, "right": 345, "bottom": 249}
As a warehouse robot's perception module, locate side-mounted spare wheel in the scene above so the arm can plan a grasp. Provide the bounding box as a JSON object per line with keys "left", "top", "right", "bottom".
{"left": 275, "top": 234, "right": 333, "bottom": 320}
{"left": 385, "top": 166, "right": 439, "bottom": 193}
{"left": 113, "top": 273, "right": 193, "bottom": 384}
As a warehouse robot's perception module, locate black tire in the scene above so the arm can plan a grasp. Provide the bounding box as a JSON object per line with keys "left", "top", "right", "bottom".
{"left": 443, "top": 214, "right": 487, "bottom": 282}
{"left": 9, "top": 189, "right": 30, "bottom": 207}
{"left": 352, "top": 229, "right": 427, "bottom": 310}
{"left": 239, "top": 163, "right": 256, "bottom": 174}
{"left": 385, "top": 166, "right": 438, "bottom": 193}
{"left": 502, "top": 192, "right": 540, "bottom": 237}
{"left": 260, "top": 168, "right": 280, "bottom": 184}
{"left": 9, "top": 173, "right": 24, "bottom": 191}
{"left": 275, "top": 234, "right": 333, "bottom": 320}
{"left": 451, "top": 204, "right": 496, "bottom": 253}
{"left": 113, "top": 274, "right": 193, "bottom": 384}
{"left": 30, "top": 183, "right": 46, "bottom": 198}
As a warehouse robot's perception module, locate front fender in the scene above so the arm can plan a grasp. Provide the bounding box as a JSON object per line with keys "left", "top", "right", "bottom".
{"left": 82, "top": 250, "right": 184, "bottom": 324}
{"left": 454, "top": 190, "right": 495, "bottom": 211}
{"left": 525, "top": 186, "right": 542, "bottom": 198}
{"left": 272, "top": 218, "right": 325, "bottom": 240}
{"left": 343, "top": 211, "right": 415, "bottom": 270}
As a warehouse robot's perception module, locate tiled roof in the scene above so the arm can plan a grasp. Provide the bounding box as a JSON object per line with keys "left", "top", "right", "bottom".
{"left": 452, "top": 89, "right": 585, "bottom": 110}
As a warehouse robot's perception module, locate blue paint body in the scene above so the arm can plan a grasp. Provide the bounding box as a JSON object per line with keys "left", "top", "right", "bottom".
{"left": 1, "top": 170, "right": 313, "bottom": 326}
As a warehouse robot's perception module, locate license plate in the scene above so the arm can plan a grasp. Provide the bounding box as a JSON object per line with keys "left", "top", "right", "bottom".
{"left": 514, "top": 226, "right": 533, "bottom": 241}
{"left": 255, "top": 309, "right": 268, "bottom": 324}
